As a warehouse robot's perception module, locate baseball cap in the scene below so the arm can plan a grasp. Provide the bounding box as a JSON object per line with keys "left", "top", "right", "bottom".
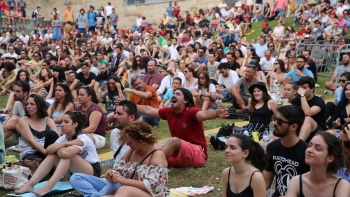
{"left": 331, "top": 11, "right": 336, "bottom": 15}
{"left": 234, "top": 18, "right": 240, "bottom": 23}
{"left": 262, "top": 23, "right": 268, "bottom": 28}
{"left": 67, "top": 5, "right": 71, "bottom": 8}
{"left": 137, "top": 14, "right": 141, "bottom": 17}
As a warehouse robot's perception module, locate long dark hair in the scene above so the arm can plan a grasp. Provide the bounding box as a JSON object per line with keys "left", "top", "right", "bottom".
{"left": 25, "top": 94, "right": 48, "bottom": 118}
{"left": 54, "top": 83, "right": 74, "bottom": 111}
{"left": 131, "top": 55, "right": 142, "bottom": 70}
{"left": 339, "top": 82, "right": 350, "bottom": 108}
{"left": 107, "top": 75, "right": 124, "bottom": 100}
{"left": 79, "top": 86, "right": 99, "bottom": 104}
{"left": 15, "top": 69, "right": 31, "bottom": 83}
{"left": 174, "top": 88, "right": 194, "bottom": 107}
{"left": 140, "top": 56, "right": 150, "bottom": 70}
{"left": 230, "top": 133, "right": 267, "bottom": 171}
{"left": 197, "top": 71, "right": 211, "bottom": 91}
{"left": 250, "top": 87, "right": 271, "bottom": 114}
{"left": 64, "top": 111, "right": 87, "bottom": 140}
{"left": 52, "top": 66, "right": 66, "bottom": 84}
{"left": 275, "top": 59, "right": 287, "bottom": 73}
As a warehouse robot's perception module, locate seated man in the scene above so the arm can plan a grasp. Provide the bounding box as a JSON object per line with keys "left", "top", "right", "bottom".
{"left": 216, "top": 63, "right": 239, "bottom": 100}
{"left": 3, "top": 81, "right": 29, "bottom": 139}
{"left": 290, "top": 76, "right": 326, "bottom": 143}
{"left": 230, "top": 65, "right": 258, "bottom": 112}
{"left": 325, "top": 22, "right": 342, "bottom": 40}
{"left": 283, "top": 55, "right": 314, "bottom": 83}
{"left": 70, "top": 62, "right": 96, "bottom": 91}
{"left": 124, "top": 75, "right": 159, "bottom": 127}
{"left": 157, "top": 62, "right": 185, "bottom": 100}
{"left": 259, "top": 50, "right": 276, "bottom": 77}
{"left": 137, "top": 88, "right": 228, "bottom": 168}
{"left": 93, "top": 62, "right": 114, "bottom": 93}
{"left": 325, "top": 53, "right": 350, "bottom": 91}
{"left": 143, "top": 60, "right": 164, "bottom": 90}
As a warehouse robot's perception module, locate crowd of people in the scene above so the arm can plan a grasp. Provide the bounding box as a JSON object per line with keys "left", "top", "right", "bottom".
{"left": 0, "top": 0, "right": 350, "bottom": 196}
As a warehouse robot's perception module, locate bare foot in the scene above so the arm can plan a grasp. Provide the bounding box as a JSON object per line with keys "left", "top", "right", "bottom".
{"left": 14, "top": 183, "right": 35, "bottom": 194}
{"left": 34, "top": 185, "right": 53, "bottom": 197}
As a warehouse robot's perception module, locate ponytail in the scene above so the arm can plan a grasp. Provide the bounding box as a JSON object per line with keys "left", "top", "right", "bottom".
{"left": 250, "top": 141, "right": 267, "bottom": 171}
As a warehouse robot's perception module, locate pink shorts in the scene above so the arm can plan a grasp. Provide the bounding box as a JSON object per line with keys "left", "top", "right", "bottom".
{"left": 160, "top": 140, "right": 207, "bottom": 168}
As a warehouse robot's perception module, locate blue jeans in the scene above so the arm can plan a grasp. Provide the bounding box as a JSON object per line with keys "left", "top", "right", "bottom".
{"left": 78, "top": 28, "right": 88, "bottom": 40}
{"left": 139, "top": 114, "right": 159, "bottom": 127}
{"left": 70, "top": 173, "right": 122, "bottom": 197}
{"left": 132, "top": 25, "right": 139, "bottom": 32}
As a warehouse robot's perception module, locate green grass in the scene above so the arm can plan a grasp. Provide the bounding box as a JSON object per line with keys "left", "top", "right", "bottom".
{"left": 0, "top": 18, "right": 336, "bottom": 196}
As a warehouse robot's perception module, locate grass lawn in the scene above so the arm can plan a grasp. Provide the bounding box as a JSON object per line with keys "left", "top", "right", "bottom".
{"left": 0, "top": 18, "right": 336, "bottom": 196}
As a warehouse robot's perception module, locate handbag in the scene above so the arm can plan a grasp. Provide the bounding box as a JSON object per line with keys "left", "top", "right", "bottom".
{"left": 0, "top": 165, "right": 31, "bottom": 190}
{"left": 14, "top": 158, "right": 42, "bottom": 174}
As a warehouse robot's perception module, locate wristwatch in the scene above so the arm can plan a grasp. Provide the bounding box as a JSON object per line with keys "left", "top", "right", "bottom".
{"left": 300, "top": 94, "right": 305, "bottom": 97}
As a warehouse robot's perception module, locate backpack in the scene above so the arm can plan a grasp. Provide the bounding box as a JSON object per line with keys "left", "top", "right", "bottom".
{"left": 31, "top": 10, "right": 35, "bottom": 19}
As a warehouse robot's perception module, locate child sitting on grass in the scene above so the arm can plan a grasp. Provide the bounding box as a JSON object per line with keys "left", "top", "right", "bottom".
{"left": 159, "top": 77, "right": 182, "bottom": 108}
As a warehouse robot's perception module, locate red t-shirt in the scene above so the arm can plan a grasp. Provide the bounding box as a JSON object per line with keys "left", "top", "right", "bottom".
{"left": 158, "top": 107, "right": 207, "bottom": 156}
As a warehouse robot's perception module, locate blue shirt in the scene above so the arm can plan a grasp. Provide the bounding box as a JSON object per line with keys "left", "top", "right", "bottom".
{"left": 87, "top": 11, "right": 97, "bottom": 27}
{"left": 8, "top": 0, "right": 16, "bottom": 10}
{"left": 164, "top": 88, "right": 174, "bottom": 101}
{"left": 335, "top": 86, "right": 343, "bottom": 105}
{"left": 284, "top": 68, "right": 314, "bottom": 82}
{"left": 195, "top": 56, "right": 208, "bottom": 65}
{"left": 17, "top": 1, "right": 26, "bottom": 12}
{"left": 166, "top": 6, "right": 173, "bottom": 16}
{"left": 253, "top": 43, "right": 268, "bottom": 57}
{"left": 337, "top": 167, "right": 350, "bottom": 182}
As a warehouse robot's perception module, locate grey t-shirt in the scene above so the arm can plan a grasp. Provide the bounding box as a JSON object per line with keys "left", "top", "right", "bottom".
{"left": 102, "top": 92, "right": 119, "bottom": 112}
{"left": 235, "top": 77, "right": 259, "bottom": 104}
{"left": 334, "top": 65, "right": 350, "bottom": 82}
{"left": 12, "top": 101, "right": 25, "bottom": 118}
{"left": 109, "top": 13, "right": 119, "bottom": 26}
{"left": 207, "top": 61, "right": 220, "bottom": 80}
{"left": 76, "top": 14, "right": 88, "bottom": 28}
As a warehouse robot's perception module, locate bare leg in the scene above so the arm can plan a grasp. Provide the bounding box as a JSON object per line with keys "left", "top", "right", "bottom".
{"left": 161, "top": 137, "right": 182, "bottom": 159}
{"left": 201, "top": 97, "right": 210, "bottom": 110}
{"left": 15, "top": 154, "right": 60, "bottom": 194}
{"left": 114, "top": 186, "right": 152, "bottom": 197}
{"left": 5, "top": 92, "right": 14, "bottom": 111}
{"left": 298, "top": 116, "right": 318, "bottom": 141}
{"left": 193, "top": 96, "right": 202, "bottom": 109}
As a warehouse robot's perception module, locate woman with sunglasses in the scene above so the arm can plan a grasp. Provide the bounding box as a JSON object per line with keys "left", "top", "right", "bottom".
{"left": 76, "top": 86, "right": 106, "bottom": 149}
{"left": 222, "top": 133, "right": 267, "bottom": 197}
{"left": 15, "top": 111, "right": 100, "bottom": 196}
{"left": 73, "top": 45, "right": 85, "bottom": 62}
{"left": 330, "top": 82, "right": 350, "bottom": 130}
{"left": 285, "top": 52, "right": 297, "bottom": 71}
{"left": 286, "top": 132, "right": 350, "bottom": 197}
{"left": 183, "top": 67, "right": 197, "bottom": 92}
{"left": 48, "top": 83, "right": 74, "bottom": 131}
{"left": 128, "top": 55, "right": 146, "bottom": 85}
{"left": 269, "top": 59, "right": 287, "bottom": 104}
{"left": 192, "top": 71, "right": 216, "bottom": 110}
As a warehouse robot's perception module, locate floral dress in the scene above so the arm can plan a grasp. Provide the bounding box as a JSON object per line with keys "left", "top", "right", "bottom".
{"left": 270, "top": 78, "right": 281, "bottom": 104}
{"left": 113, "top": 159, "right": 169, "bottom": 197}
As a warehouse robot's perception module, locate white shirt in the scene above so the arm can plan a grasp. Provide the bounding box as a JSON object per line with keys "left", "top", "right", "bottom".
{"left": 44, "top": 33, "right": 53, "bottom": 40}
{"left": 0, "top": 36, "right": 9, "bottom": 45}
{"left": 202, "top": 39, "right": 211, "bottom": 48}
{"left": 3, "top": 52, "right": 18, "bottom": 59}
{"left": 163, "top": 45, "right": 179, "bottom": 60}
{"left": 218, "top": 70, "right": 239, "bottom": 89}
{"left": 195, "top": 83, "right": 216, "bottom": 93}
{"left": 136, "top": 17, "right": 142, "bottom": 26}
{"left": 260, "top": 57, "right": 276, "bottom": 72}
{"left": 19, "top": 35, "right": 29, "bottom": 43}
{"left": 337, "top": 5, "right": 349, "bottom": 15}
{"left": 110, "top": 128, "right": 130, "bottom": 163}
{"left": 105, "top": 5, "right": 113, "bottom": 16}
{"left": 157, "top": 72, "right": 186, "bottom": 94}
{"left": 56, "top": 134, "right": 99, "bottom": 163}
{"left": 101, "top": 37, "right": 113, "bottom": 48}
{"left": 48, "top": 50, "right": 57, "bottom": 56}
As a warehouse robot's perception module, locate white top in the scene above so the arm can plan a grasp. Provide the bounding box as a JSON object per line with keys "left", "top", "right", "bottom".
{"left": 163, "top": 45, "right": 179, "bottom": 60}
{"left": 0, "top": 36, "right": 9, "bottom": 45}
{"left": 3, "top": 52, "right": 18, "bottom": 59}
{"left": 337, "top": 5, "right": 349, "bottom": 15}
{"left": 218, "top": 70, "right": 239, "bottom": 89}
{"left": 136, "top": 17, "right": 142, "bottom": 26}
{"left": 157, "top": 72, "right": 186, "bottom": 94}
{"left": 19, "top": 35, "right": 29, "bottom": 43}
{"left": 105, "top": 5, "right": 113, "bottom": 16}
{"left": 194, "top": 83, "right": 216, "bottom": 93}
{"left": 101, "top": 37, "right": 113, "bottom": 48}
{"left": 56, "top": 134, "right": 100, "bottom": 164}
{"left": 44, "top": 33, "right": 53, "bottom": 40}
{"left": 110, "top": 128, "right": 130, "bottom": 163}
{"left": 260, "top": 57, "right": 276, "bottom": 72}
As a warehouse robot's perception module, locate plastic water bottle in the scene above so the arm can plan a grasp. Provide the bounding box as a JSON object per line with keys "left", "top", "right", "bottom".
{"left": 243, "top": 128, "right": 249, "bottom": 136}
{"left": 262, "top": 128, "right": 270, "bottom": 152}
{"left": 336, "top": 130, "right": 340, "bottom": 139}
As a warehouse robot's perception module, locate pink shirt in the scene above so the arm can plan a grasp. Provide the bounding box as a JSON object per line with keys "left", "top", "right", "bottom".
{"left": 276, "top": 0, "right": 288, "bottom": 10}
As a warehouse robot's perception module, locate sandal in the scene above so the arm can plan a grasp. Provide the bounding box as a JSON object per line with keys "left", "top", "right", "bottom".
{"left": 0, "top": 109, "right": 8, "bottom": 114}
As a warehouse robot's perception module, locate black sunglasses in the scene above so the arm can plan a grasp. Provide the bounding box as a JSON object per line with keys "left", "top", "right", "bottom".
{"left": 341, "top": 140, "right": 350, "bottom": 148}
{"left": 272, "top": 115, "right": 290, "bottom": 126}
{"left": 340, "top": 79, "right": 347, "bottom": 83}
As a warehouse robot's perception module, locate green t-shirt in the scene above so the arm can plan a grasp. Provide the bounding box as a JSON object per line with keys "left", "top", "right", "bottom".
{"left": 35, "top": 69, "right": 54, "bottom": 77}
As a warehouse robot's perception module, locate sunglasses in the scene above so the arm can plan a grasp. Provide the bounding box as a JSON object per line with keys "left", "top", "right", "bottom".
{"left": 288, "top": 56, "right": 294, "bottom": 58}
{"left": 269, "top": 45, "right": 274, "bottom": 47}
{"left": 290, "top": 44, "right": 296, "bottom": 46}
{"left": 198, "top": 76, "right": 205, "bottom": 80}
{"left": 34, "top": 55, "right": 39, "bottom": 58}
{"left": 273, "top": 62, "right": 279, "bottom": 65}
{"left": 339, "top": 79, "right": 347, "bottom": 83}
{"left": 341, "top": 140, "right": 350, "bottom": 148}
{"left": 183, "top": 70, "right": 189, "bottom": 73}
{"left": 272, "top": 115, "right": 290, "bottom": 126}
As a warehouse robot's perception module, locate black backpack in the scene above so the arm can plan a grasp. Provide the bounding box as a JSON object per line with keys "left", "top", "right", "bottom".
{"left": 31, "top": 11, "right": 35, "bottom": 19}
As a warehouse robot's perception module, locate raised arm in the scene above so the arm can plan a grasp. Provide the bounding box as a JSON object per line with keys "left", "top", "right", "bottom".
{"left": 137, "top": 105, "right": 161, "bottom": 119}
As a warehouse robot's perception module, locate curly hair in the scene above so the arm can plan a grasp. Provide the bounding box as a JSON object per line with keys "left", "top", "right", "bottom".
{"left": 119, "top": 121, "right": 158, "bottom": 145}
{"left": 64, "top": 111, "right": 87, "bottom": 140}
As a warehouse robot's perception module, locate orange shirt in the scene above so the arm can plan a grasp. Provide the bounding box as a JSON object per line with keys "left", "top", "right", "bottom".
{"left": 64, "top": 10, "right": 74, "bottom": 22}
{"left": 130, "top": 85, "right": 159, "bottom": 109}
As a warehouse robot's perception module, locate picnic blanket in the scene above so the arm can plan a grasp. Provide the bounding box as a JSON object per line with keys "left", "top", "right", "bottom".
{"left": 7, "top": 181, "right": 73, "bottom": 197}
{"left": 170, "top": 186, "right": 214, "bottom": 196}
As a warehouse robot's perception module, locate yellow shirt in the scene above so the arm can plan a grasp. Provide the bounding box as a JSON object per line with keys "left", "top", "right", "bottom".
{"left": 64, "top": 10, "right": 74, "bottom": 22}
{"left": 163, "top": 17, "right": 169, "bottom": 25}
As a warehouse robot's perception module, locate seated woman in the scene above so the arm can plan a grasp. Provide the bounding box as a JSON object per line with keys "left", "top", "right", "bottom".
{"left": 282, "top": 82, "right": 297, "bottom": 105}
{"left": 15, "top": 111, "right": 100, "bottom": 196}
{"left": 99, "top": 75, "right": 126, "bottom": 124}
{"left": 269, "top": 59, "right": 287, "bottom": 104}
{"left": 286, "top": 132, "right": 350, "bottom": 197}
{"left": 247, "top": 82, "right": 278, "bottom": 136}
{"left": 0, "top": 62, "right": 17, "bottom": 95}
{"left": 192, "top": 71, "right": 217, "bottom": 110}
{"left": 330, "top": 82, "right": 350, "bottom": 130}
{"left": 222, "top": 133, "right": 266, "bottom": 197}
{"left": 70, "top": 121, "right": 169, "bottom": 197}
{"left": 77, "top": 86, "right": 106, "bottom": 149}
{"left": 30, "top": 67, "right": 54, "bottom": 100}
{"left": 337, "top": 122, "right": 350, "bottom": 181}
{"left": 48, "top": 83, "right": 75, "bottom": 132}
{"left": 116, "top": 51, "right": 135, "bottom": 76}
{"left": 183, "top": 67, "right": 197, "bottom": 93}
{"left": 16, "top": 94, "right": 59, "bottom": 160}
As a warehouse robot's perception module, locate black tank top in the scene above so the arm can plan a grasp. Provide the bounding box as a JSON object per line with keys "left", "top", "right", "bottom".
{"left": 226, "top": 168, "right": 260, "bottom": 197}
{"left": 299, "top": 175, "right": 342, "bottom": 197}
{"left": 249, "top": 102, "right": 273, "bottom": 125}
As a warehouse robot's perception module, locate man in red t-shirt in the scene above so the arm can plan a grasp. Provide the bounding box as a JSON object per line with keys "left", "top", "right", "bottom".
{"left": 125, "top": 75, "right": 159, "bottom": 127}
{"left": 137, "top": 88, "right": 228, "bottom": 168}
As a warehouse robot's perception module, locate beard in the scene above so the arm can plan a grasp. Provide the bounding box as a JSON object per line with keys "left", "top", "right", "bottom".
{"left": 297, "top": 65, "right": 304, "bottom": 70}
{"left": 344, "top": 60, "right": 350, "bottom": 65}
{"left": 273, "top": 129, "right": 289, "bottom": 138}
